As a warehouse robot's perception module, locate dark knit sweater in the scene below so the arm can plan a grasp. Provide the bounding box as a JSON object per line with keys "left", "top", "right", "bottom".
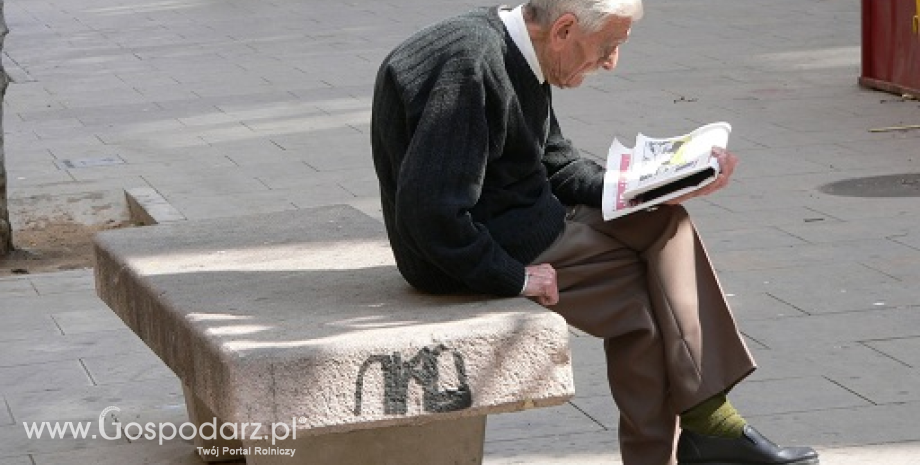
{"left": 371, "top": 7, "right": 605, "bottom": 297}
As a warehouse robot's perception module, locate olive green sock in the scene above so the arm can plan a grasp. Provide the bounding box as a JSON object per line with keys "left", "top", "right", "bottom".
{"left": 680, "top": 393, "right": 747, "bottom": 438}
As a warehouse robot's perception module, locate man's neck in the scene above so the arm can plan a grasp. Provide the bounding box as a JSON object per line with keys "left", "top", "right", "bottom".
{"left": 523, "top": 6, "right": 551, "bottom": 82}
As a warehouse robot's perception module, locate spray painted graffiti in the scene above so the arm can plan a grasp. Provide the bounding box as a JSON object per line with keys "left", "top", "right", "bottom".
{"left": 353, "top": 344, "right": 472, "bottom": 415}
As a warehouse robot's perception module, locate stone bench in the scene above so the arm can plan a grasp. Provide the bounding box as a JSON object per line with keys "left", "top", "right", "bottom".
{"left": 93, "top": 204, "right": 574, "bottom": 464}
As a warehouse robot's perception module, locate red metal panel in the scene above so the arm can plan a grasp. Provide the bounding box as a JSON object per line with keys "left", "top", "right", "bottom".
{"left": 860, "top": 0, "right": 920, "bottom": 97}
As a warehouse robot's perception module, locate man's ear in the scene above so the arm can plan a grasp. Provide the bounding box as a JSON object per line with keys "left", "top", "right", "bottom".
{"left": 549, "top": 12, "right": 577, "bottom": 50}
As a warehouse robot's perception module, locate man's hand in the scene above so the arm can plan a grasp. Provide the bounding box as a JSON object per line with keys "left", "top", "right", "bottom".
{"left": 665, "top": 147, "right": 738, "bottom": 204}
{"left": 523, "top": 263, "right": 559, "bottom": 306}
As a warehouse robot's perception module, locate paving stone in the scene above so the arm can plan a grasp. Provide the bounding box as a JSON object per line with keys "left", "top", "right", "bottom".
{"left": 0, "top": 397, "right": 12, "bottom": 427}
{"left": 66, "top": 158, "right": 239, "bottom": 182}
{"left": 0, "top": 292, "right": 109, "bottom": 315}
{"left": 0, "top": 360, "right": 93, "bottom": 395}
{"left": 0, "top": 422, "right": 127, "bottom": 459}
{"left": 8, "top": 178, "right": 151, "bottom": 201}
{"left": 828, "top": 364, "right": 920, "bottom": 405}
{"left": 31, "top": 441, "right": 237, "bottom": 465}
{"left": 146, "top": 191, "right": 296, "bottom": 222}
{"left": 0, "top": 330, "right": 148, "bottom": 368}
{"left": 692, "top": 206, "right": 841, "bottom": 234}
{"left": 485, "top": 403, "right": 604, "bottom": 443}
{"left": 143, "top": 173, "right": 271, "bottom": 198}
{"left": 725, "top": 291, "right": 807, "bottom": 321}
{"left": 0, "top": 457, "right": 33, "bottom": 465}
{"left": 6, "top": 377, "right": 185, "bottom": 424}
{"left": 3, "top": 0, "right": 919, "bottom": 462}
{"left": 570, "top": 363, "right": 612, "bottom": 399}
{"left": 719, "top": 262, "right": 896, "bottom": 295}
{"left": 779, "top": 216, "right": 919, "bottom": 244}
{"left": 81, "top": 352, "right": 174, "bottom": 386}
{"left": 569, "top": 334, "right": 606, "bottom": 369}
{"left": 816, "top": 444, "right": 920, "bottom": 465}
{"left": 765, "top": 280, "right": 920, "bottom": 315}
{"left": 865, "top": 336, "right": 920, "bottom": 368}
{"left": 748, "top": 402, "right": 920, "bottom": 448}
{"left": 0, "top": 309, "right": 60, "bottom": 342}
{"left": 27, "top": 270, "right": 96, "bottom": 296}
{"left": 747, "top": 342, "right": 907, "bottom": 382}
{"left": 731, "top": 376, "right": 870, "bottom": 417}
{"left": 484, "top": 429, "right": 620, "bottom": 465}
{"left": 742, "top": 306, "right": 920, "bottom": 350}
{"left": 568, "top": 395, "right": 619, "bottom": 431}
{"left": 50, "top": 310, "right": 127, "bottom": 335}
{"left": 6, "top": 171, "right": 75, "bottom": 188}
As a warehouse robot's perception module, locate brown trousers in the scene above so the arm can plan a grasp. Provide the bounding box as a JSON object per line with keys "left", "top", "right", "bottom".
{"left": 531, "top": 205, "right": 756, "bottom": 465}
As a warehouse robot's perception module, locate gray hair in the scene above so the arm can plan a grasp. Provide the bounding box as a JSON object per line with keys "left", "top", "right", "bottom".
{"left": 527, "top": 0, "right": 644, "bottom": 32}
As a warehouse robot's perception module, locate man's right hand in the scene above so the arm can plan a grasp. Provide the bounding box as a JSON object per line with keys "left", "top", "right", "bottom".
{"left": 523, "top": 263, "right": 559, "bottom": 306}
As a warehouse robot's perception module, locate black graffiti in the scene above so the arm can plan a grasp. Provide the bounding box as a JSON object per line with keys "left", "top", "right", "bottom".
{"left": 353, "top": 344, "right": 472, "bottom": 416}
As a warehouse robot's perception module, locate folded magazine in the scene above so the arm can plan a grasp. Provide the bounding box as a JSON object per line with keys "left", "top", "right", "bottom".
{"left": 601, "top": 122, "right": 731, "bottom": 220}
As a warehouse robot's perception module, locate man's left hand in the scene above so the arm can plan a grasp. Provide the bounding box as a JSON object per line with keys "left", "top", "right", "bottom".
{"left": 664, "top": 147, "right": 738, "bottom": 204}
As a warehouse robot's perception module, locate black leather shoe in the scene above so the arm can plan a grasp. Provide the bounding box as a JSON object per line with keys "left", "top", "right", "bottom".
{"left": 677, "top": 425, "right": 819, "bottom": 464}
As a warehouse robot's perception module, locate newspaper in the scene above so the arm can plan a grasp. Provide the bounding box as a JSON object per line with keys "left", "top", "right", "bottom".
{"left": 601, "top": 122, "right": 731, "bottom": 220}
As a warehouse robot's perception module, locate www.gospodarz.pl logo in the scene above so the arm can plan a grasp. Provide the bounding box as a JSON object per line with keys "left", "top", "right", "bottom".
{"left": 22, "top": 406, "right": 305, "bottom": 446}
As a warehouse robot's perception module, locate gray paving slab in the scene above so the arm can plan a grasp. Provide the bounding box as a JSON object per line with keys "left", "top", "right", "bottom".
{"left": 0, "top": 289, "right": 109, "bottom": 315}
{"left": 764, "top": 279, "right": 920, "bottom": 315}
{"left": 730, "top": 376, "right": 871, "bottom": 417}
{"left": 26, "top": 270, "right": 96, "bottom": 296}
{"left": 0, "top": 329, "right": 148, "bottom": 368}
{"left": 743, "top": 341, "right": 913, "bottom": 383}
{"left": 865, "top": 336, "right": 920, "bottom": 368}
{"left": 0, "top": 360, "right": 93, "bottom": 395}
{"left": 3, "top": 0, "right": 920, "bottom": 462}
{"left": 0, "top": 397, "right": 12, "bottom": 427}
{"left": 80, "top": 351, "right": 176, "bottom": 386}
{"left": 0, "top": 278, "right": 37, "bottom": 299}
{"left": 162, "top": 191, "right": 299, "bottom": 222}
{"left": 724, "top": 291, "right": 807, "bottom": 321}
{"left": 49, "top": 310, "right": 129, "bottom": 335}
{"left": 5, "top": 377, "right": 185, "bottom": 425}
{"left": 485, "top": 403, "right": 604, "bottom": 443}
{"left": 0, "top": 308, "right": 60, "bottom": 341}
{"left": 31, "top": 441, "right": 232, "bottom": 465}
{"left": 0, "top": 422, "right": 127, "bottom": 458}
{"left": 742, "top": 306, "right": 920, "bottom": 350}
{"left": 484, "top": 429, "right": 621, "bottom": 465}
{"left": 0, "top": 456, "right": 32, "bottom": 465}
{"left": 568, "top": 395, "right": 619, "bottom": 430}
{"left": 753, "top": 402, "right": 920, "bottom": 448}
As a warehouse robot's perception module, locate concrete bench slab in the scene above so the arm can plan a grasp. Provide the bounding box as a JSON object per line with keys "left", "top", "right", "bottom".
{"left": 93, "top": 205, "right": 574, "bottom": 464}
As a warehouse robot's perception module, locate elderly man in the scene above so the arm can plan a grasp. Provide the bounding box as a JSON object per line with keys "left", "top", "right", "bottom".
{"left": 370, "top": 1, "right": 819, "bottom": 464}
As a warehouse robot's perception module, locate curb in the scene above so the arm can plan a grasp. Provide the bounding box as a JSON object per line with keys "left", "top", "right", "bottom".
{"left": 125, "top": 187, "right": 186, "bottom": 226}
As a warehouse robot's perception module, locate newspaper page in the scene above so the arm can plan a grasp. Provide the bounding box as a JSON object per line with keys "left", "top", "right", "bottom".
{"left": 601, "top": 122, "right": 731, "bottom": 220}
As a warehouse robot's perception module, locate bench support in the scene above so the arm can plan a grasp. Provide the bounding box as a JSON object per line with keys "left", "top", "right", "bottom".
{"left": 243, "top": 415, "right": 486, "bottom": 465}
{"left": 182, "top": 384, "right": 245, "bottom": 462}
{"left": 241, "top": 415, "right": 486, "bottom": 465}
{"left": 183, "top": 382, "right": 486, "bottom": 464}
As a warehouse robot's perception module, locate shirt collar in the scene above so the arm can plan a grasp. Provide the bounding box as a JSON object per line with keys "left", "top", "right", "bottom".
{"left": 498, "top": 5, "right": 545, "bottom": 83}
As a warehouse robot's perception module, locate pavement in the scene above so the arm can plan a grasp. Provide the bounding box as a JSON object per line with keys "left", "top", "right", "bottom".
{"left": 2, "top": 0, "right": 920, "bottom": 463}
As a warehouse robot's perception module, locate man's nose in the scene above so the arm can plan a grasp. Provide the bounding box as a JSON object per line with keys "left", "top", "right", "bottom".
{"left": 601, "top": 51, "right": 619, "bottom": 70}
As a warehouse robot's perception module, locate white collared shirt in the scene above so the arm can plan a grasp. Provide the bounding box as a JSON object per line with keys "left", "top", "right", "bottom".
{"left": 499, "top": 5, "right": 545, "bottom": 83}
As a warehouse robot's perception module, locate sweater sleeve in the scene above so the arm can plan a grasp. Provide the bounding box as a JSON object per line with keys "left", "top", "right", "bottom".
{"left": 542, "top": 108, "right": 605, "bottom": 207}
{"left": 394, "top": 65, "right": 526, "bottom": 296}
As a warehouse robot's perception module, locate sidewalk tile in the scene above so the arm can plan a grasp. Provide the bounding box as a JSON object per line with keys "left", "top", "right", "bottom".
{"left": 50, "top": 310, "right": 127, "bottom": 335}
{"left": 0, "top": 360, "right": 93, "bottom": 395}
{"left": 81, "top": 352, "right": 174, "bottom": 386}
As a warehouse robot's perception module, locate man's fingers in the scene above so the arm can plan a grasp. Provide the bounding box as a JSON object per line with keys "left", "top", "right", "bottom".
{"left": 524, "top": 263, "right": 559, "bottom": 306}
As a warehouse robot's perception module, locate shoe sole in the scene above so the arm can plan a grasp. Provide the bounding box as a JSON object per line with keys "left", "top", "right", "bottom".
{"left": 678, "top": 460, "right": 819, "bottom": 465}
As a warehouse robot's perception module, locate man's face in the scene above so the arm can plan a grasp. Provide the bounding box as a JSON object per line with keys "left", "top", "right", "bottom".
{"left": 546, "top": 14, "right": 632, "bottom": 89}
